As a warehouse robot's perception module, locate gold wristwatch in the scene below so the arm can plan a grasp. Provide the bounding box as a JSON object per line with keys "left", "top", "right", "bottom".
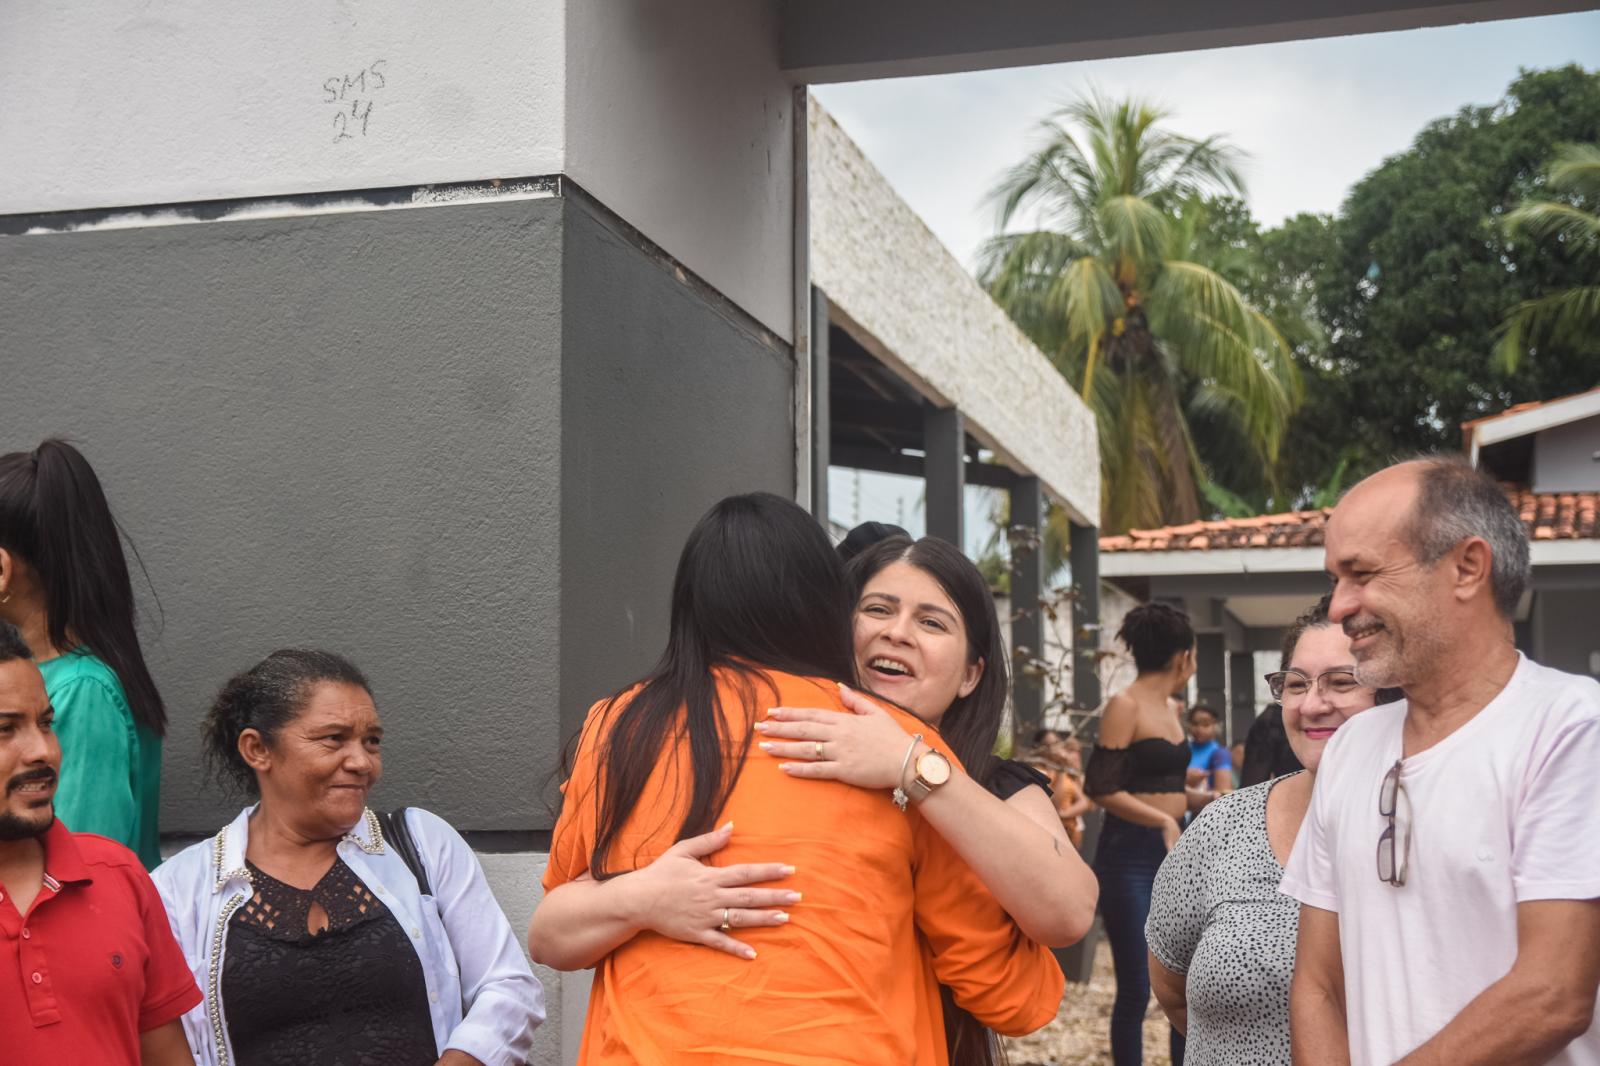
{"left": 907, "top": 748, "right": 952, "bottom": 801}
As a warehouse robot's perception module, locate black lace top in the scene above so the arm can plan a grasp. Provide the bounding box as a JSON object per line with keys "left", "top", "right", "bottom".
{"left": 222, "top": 857, "right": 437, "bottom": 1066}
{"left": 1084, "top": 737, "right": 1190, "bottom": 796}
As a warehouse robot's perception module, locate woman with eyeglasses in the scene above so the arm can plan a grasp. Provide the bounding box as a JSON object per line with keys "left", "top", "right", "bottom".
{"left": 1142, "top": 595, "right": 1401, "bottom": 1065}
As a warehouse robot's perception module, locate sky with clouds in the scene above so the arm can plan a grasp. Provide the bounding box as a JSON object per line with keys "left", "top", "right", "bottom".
{"left": 817, "top": 11, "right": 1598, "bottom": 550}
{"left": 814, "top": 11, "right": 1600, "bottom": 273}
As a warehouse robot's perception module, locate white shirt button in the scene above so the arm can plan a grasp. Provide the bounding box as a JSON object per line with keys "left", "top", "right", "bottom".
{"left": 20, "top": 928, "right": 29, "bottom": 940}
{"left": 30, "top": 971, "right": 42, "bottom": 984}
{"left": 411, "top": 927, "right": 421, "bottom": 938}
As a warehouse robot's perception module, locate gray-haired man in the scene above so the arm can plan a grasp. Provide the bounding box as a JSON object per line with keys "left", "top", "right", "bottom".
{"left": 1284, "top": 457, "right": 1600, "bottom": 1065}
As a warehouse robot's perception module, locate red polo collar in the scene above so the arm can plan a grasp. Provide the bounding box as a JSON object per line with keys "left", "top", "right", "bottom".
{"left": 39, "top": 819, "right": 93, "bottom": 887}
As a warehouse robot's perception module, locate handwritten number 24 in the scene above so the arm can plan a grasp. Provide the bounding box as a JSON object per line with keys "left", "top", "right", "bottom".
{"left": 333, "top": 99, "right": 373, "bottom": 143}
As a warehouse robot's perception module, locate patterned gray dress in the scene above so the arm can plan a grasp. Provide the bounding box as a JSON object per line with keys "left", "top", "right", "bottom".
{"left": 1145, "top": 775, "right": 1303, "bottom": 1066}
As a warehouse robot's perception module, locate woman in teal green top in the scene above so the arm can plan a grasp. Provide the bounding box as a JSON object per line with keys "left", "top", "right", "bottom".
{"left": 0, "top": 439, "right": 168, "bottom": 869}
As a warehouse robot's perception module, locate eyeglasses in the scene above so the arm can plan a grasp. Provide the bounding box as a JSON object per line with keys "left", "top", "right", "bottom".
{"left": 1263, "top": 668, "right": 1364, "bottom": 703}
{"left": 1377, "top": 758, "right": 1409, "bottom": 887}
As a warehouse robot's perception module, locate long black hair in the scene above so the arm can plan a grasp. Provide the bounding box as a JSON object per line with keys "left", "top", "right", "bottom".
{"left": 585, "top": 492, "right": 857, "bottom": 879}
{"left": 0, "top": 440, "right": 167, "bottom": 736}
{"left": 848, "top": 534, "right": 1010, "bottom": 1066}
{"left": 847, "top": 535, "right": 1007, "bottom": 788}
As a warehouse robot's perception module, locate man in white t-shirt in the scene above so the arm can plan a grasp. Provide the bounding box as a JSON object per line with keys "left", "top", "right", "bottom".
{"left": 1282, "top": 457, "right": 1600, "bottom": 1065}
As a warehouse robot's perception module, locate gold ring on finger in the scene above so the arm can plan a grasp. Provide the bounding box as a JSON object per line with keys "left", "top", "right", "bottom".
{"left": 814, "top": 741, "right": 824, "bottom": 759}
{"left": 720, "top": 908, "right": 732, "bottom": 932}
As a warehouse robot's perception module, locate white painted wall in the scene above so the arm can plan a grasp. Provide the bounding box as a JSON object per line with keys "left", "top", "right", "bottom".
{"left": 809, "top": 98, "right": 1100, "bottom": 527}
{"left": 3, "top": 0, "right": 795, "bottom": 340}
{"left": 563, "top": 0, "right": 795, "bottom": 340}
{"left": 1, "top": 1, "right": 565, "bottom": 212}
{"left": 479, "top": 849, "right": 585, "bottom": 1066}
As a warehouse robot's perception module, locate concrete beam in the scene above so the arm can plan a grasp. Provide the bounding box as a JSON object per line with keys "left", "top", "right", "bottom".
{"left": 829, "top": 444, "right": 1018, "bottom": 489}
{"left": 783, "top": 0, "right": 1593, "bottom": 83}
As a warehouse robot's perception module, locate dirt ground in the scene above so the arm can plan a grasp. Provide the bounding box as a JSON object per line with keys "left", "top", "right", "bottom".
{"left": 1003, "top": 938, "right": 1175, "bottom": 1066}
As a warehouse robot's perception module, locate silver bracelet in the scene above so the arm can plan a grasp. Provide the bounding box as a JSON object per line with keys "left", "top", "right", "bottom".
{"left": 891, "top": 732, "right": 924, "bottom": 812}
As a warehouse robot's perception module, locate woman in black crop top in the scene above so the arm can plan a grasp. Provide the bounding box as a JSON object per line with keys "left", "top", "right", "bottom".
{"left": 1084, "top": 603, "right": 1196, "bottom": 1066}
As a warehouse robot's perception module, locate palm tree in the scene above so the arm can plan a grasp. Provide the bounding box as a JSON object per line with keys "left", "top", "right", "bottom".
{"left": 979, "top": 93, "right": 1300, "bottom": 535}
{"left": 1496, "top": 143, "right": 1600, "bottom": 373}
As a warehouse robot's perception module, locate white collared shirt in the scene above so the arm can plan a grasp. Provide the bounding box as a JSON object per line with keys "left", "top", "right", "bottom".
{"left": 154, "top": 805, "right": 545, "bottom": 1066}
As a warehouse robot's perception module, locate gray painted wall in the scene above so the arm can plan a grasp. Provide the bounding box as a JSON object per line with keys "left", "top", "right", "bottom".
{"left": 1533, "top": 416, "right": 1600, "bottom": 494}
{"left": 2, "top": 200, "right": 564, "bottom": 833}
{"left": 557, "top": 192, "right": 796, "bottom": 745}
{"left": 1533, "top": 588, "right": 1600, "bottom": 680}
{"left": 1, "top": 187, "right": 796, "bottom": 837}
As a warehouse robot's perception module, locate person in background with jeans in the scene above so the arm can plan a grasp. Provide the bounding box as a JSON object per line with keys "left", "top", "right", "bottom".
{"left": 1085, "top": 602, "right": 1195, "bottom": 1066}
{"left": 1286, "top": 457, "right": 1600, "bottom": 1065}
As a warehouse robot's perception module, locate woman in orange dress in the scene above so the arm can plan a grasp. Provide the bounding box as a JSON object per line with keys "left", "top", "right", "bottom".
{"left": 531, "top": 493, "right": 1062, "bottom": 1065}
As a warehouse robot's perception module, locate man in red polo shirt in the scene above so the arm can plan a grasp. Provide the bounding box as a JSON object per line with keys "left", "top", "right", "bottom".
{"left": 0, "top": 621, "right": 200, "bottom": 1064}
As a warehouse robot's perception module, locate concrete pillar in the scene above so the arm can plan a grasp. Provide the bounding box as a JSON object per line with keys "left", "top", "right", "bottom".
{"left": 1069, "top": 521, "right": 1102, "bottom": 726}
{"left": 1060, "top": 515, "right": 1105, "bottom": 986}
{"left": 1009, "top": 475, "right": 1043, "bottom": 738}
{"left": 809, "top": 286, "right": 830, "bottom": 522}
{"left": 923, "top": 403, "right": 964, "bottom": 545}
{"left": 1228, "top": 651, "right": 1255, "bottom": 747}
{"left": 1195, "top": 632, "right": 1227, "bottom": 717}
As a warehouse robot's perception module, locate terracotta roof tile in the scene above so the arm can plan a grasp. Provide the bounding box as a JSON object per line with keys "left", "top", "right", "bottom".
{"left": 1100, "top": 485, "right": 1600, "bottom": 553}
{"left": 1100, "top": 508, "right": 1334, "bottom": 553}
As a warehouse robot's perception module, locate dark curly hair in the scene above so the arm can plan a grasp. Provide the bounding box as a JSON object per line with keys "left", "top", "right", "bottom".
{"left": 1117, "top": 602, "right": 1195, "bottom": 674}
{"left": 201, "top": 649, "right": 373, "bottom": 796}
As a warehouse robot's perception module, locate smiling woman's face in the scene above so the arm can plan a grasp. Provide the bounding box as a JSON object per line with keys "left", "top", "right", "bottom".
{"left": 244, "top": 681, "right": 383, "bottom": 837}
{"left": 853, "top": 561, "right": 981, "bottom": 727}
{"left": 1282, "top": 625, "right": 1381, "bottom": 772}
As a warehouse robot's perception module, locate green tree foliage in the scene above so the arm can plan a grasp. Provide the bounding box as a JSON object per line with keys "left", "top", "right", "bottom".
{"left": 1312, "top": 65, "right": 1600, "bottom": 475}
{"left": 1166, "top": 199, "right": 1344, "bottom": 512}
{"left": 979, "top": 94, "right": 1300, "bottom": 535}
{"left": 1497, "top": 142, "right": 1600, "bottom": 371}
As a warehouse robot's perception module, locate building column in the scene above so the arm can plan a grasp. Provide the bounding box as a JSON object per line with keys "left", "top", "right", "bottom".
{"left": 809, "top": 286, "right": 830, "bottom": 522}
{"left": 1009, "top": 475, "right": 1043, "bottom": 738}
{"left": 1069, "top": 521, "right": 1101, "bottom": 727}
{"left": 1228, "top": 650, "right": 1255, "bottom": 747}
{"left": 1195, "top": 632, "right": 1227, "bottom": 717}
{"left": 923, "top": 403, "right": 964, "bottom": 545}
{"left": 1058, "top": 518, "right": 1103, "bottom": 986}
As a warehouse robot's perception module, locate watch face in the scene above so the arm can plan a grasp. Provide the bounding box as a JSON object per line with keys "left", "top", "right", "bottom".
{"left": 918, "top": 750, "right": 952, "bottom": 786}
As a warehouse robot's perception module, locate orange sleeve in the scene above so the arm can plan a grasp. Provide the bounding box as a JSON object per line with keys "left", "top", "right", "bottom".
{"left": 909, "top": 784, "right": 1065, "bottom": 1035}
{"left": 541, "top": 702, "right": 607, "bottom": 891}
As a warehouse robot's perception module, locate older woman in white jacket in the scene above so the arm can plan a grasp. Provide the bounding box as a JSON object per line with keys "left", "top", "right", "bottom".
{"left": 154, "top": 649, "right": 543, "bottom": 1066}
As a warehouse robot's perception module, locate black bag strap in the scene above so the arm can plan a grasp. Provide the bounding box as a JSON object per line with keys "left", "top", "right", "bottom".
{"left": 378, "top": 807, "right": 432, "bottom": 897}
